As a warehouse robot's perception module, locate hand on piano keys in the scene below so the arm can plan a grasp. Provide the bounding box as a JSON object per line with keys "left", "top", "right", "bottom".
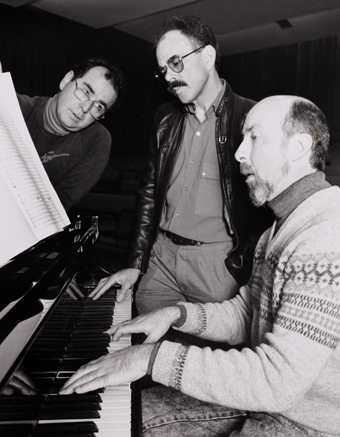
{"left": 108, "top": 306, "right": 182, "bottom": 343}
{"left": 89, "top": 268, "right": 141, "bottom": 302}
{"left": 59, "top": 306, "right": 182, "bottom": 395}
{"left": 59, "top": 343, "right": 154, "bottom": 395}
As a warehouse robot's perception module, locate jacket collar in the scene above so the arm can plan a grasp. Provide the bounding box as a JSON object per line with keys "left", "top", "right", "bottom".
{"left": 182, "top": 78, "right": 233, "bottom": 117}
{"left": 215, "top": 79, "right": 233, "bottom": 117}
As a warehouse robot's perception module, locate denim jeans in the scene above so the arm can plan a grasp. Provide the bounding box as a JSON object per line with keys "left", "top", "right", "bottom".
{"left": 142, "top": 386, "right": 329, "bottom": 437}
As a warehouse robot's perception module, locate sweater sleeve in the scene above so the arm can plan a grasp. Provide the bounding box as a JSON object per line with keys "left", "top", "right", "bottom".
{"left": 172, "top": 285, "right": 252, "bottom": 344}
{"left": 151, "top": 222, "right": 340, "bottom": 413}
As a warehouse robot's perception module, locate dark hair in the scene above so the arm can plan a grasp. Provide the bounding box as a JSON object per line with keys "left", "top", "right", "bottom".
{"left": 154, "top": 15, "right": 220, "bottom": 71}
{"left": 282, "top": 100, "right": 329, "bottom": 171}
{"left": 72, "top": 57, "right": 125, "bottom": 109}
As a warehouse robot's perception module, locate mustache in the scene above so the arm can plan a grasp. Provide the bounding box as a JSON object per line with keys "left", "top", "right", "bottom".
{"left": 240, "top": 162, "right": 254, "bottom": 176}
{"left": 167, "top": 80, "right": 187, "bottom": 94}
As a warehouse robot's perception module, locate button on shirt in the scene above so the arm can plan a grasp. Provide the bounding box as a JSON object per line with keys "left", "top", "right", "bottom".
{"left": 160, "top": 80, "right": 232, "bottom": 244}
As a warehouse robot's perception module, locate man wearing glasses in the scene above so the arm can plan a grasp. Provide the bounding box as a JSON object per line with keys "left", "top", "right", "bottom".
{"left": 92, "top": 16, "right": 273, "bottom": 314}
{"left": 17, "top": 58, "right": 124, "bottom": 211}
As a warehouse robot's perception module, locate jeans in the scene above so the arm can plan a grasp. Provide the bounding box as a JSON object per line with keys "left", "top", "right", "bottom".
{"left": 136, "top": 232, "right": 238, "bottom": 315}
{"left": 142, "top": 386, "right": 329, "bottom": 437}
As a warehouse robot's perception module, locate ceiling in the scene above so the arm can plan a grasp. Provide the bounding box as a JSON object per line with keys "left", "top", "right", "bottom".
{"left": 2, "top": 0, "right": 340, "bottom": 55}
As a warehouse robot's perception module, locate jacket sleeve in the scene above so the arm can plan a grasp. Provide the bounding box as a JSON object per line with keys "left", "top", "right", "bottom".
{"left": 125, "top": 117, "right": 158, "bottom": 271}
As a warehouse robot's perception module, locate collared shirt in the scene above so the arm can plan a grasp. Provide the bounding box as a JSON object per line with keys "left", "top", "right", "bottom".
{"left": 160, "top": 80, "right": 232, "bottom": 243}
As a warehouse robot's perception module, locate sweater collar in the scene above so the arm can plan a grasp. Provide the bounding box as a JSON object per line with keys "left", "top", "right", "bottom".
{"left": 43, "top": 94, "right": 70, "bottom": 136}
{"left": 268, "top": 172, "right": 330, "bottom": 229}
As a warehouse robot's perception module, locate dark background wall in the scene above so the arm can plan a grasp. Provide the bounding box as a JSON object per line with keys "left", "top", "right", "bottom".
{"left": 1, "top": 3, "right": 340, "bottom": 160}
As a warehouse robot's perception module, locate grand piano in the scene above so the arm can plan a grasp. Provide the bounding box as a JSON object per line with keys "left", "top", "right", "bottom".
{"left": 0, "top": 216, "right": 142, "bottom": 437}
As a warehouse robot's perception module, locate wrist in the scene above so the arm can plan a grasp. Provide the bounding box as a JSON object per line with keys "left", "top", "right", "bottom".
{"left": 141, "top": 343, "right": 157, "bottom": 374}
{"left": 171, "top": 304, "right": 187, "bottom": 328}
{"left": 163, "top": 306, "right": 182, "bottom": 326}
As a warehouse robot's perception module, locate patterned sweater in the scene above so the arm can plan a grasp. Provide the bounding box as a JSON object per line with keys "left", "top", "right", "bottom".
{"left": 151, "top": 185, "right": 340, "bottom": 435}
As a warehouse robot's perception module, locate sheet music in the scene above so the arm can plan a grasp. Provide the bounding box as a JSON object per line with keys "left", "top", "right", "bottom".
{"left": 0, "top": 72, "right": 70, "bottom": 266}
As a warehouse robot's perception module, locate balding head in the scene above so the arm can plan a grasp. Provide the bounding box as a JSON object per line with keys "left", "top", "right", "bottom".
{"left": 235, "top": 95, "right": 329, "bottom": 206}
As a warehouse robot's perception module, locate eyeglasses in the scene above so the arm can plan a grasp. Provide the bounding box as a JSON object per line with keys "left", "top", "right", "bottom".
{"left": 74, "top": 79, "right": 106, "bottom": 120}
{"left": 155, "top": 45, "right": 205, "bottom": 82}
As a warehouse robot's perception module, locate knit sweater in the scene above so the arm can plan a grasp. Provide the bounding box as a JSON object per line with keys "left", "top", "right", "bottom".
{"left": 17, "top": 94, "right": 111, "bottom": 211}
{"left": 151, "top": 185, "right": 340, "bottom": 435}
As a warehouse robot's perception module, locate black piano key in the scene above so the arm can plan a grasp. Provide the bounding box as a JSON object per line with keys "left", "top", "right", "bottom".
{"left": 45, "top": 393, "right": 102, "bottom": 404}
{"left": 0, "top": 424, "right": 34, "bottom": 437}
{"left": 0, "top": 409, "right": 40, "bottom": 421}
{"left": 40, "top": 408, "right": 100, "bottom": 420}
{"left": 42, "top": 402, "right": 101, "bottom": 412}
{"left": 35, "top": 433, "right": 96, "bottom": 437}
{"left": 33, "top": 421, "right": 98, "bottom": 436}
{"left": 0, "top": 395, "right": 45, "bottom": 405}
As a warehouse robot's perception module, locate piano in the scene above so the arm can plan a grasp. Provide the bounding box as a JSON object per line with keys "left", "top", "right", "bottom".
{"left": 0, "top": 216, "right": 142, "bottom": 437}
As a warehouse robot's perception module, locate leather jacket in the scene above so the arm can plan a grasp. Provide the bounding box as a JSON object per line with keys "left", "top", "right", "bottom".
{"left": 127, "top": 81, "right": 274, "bottom": 285}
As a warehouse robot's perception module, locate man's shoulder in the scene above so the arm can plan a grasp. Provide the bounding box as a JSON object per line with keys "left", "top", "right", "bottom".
{"left": 17, "top": 94, "right": 49, "bottom": 118}
{"left": 154, "top": 100, "right": 183, "bottom": 125}
{"left": 218, "top": 80, "right": 256, "bottom": 119}
{"left": 231, "top": 91, "right": 256, "bottom": 112}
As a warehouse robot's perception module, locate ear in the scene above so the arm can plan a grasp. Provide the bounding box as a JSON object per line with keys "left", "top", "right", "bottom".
{"left": 203, "top": 45, "right": 216, "bottom": 71}
{"left": 59, "top": 71, "right": 74, "bottom": 91}
{"left": 290, "top": 133, "right": 313, "bottom": 162}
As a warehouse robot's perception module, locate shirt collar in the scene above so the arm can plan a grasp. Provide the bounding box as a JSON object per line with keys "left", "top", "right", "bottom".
{"left": 184, "top": 79, "right": 226, "bottom": 116}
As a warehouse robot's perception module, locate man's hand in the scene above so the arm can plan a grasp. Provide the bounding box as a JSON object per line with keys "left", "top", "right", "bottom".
{"left": 2, "top": 367, "right": 39, "bottom": 396}
{"left": 108, "top": 306, "right": 181, "bottom": 343}
{"left": 66, "top": 278, "right": 85, "bottom": 300}
{"left": 59, "top": 344, "right": 154, "bottom": 395}
{"left": 89, "top": 268, "right": 140, "bottom": 302}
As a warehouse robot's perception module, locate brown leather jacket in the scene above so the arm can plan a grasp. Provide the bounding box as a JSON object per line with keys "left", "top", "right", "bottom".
{"left": 126, "top": 82, "right": 274, "bottom": 285}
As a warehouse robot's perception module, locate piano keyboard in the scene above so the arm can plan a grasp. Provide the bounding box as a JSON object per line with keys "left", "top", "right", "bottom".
{"left": 0, "top": 283, "right": 135, "bottom": 437}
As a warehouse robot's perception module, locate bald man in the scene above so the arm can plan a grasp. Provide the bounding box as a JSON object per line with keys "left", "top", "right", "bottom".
{"left": 60, "top": 96, "right": 340, "bottom": 437}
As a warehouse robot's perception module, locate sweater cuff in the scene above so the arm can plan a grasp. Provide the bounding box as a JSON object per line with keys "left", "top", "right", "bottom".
{"left": 152, "top": 340, "right": 188, "bottom": 389}
{"left": 146, "top": 342, "right": 162, "bottom": 375}
{"left": 172, "top": 304, "right": 187, "bottom": 328}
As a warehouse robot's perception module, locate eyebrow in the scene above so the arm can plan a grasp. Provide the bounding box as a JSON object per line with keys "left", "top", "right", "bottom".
{"left": 242, "top": 123, "right": 260, "bottom": 135}
{"left": 82, "top": 81, "right": 108, "bottom": 110}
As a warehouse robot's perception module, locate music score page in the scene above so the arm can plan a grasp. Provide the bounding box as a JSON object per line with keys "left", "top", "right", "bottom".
{"left": 0, "top": 72, "right": 70, "bottom": 266}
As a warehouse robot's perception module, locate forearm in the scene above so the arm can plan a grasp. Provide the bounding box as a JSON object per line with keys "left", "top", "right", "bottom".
{"left": 152, "top": 328, "right": 333, "bottom": 412}
{"left": 174, "top": 286, "right": 252, "bottom": 345}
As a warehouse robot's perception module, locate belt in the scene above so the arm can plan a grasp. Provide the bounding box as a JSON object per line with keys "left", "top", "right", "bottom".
{"left": 162, "top": 230, "right": 204, "bottom": 246}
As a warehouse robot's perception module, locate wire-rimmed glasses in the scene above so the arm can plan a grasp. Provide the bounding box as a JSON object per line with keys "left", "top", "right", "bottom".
{"left": 155, "top": 45, "right": 205, "bottom": 82}
{"left": 74, "top": 79, "right": 106, "bottom": 120}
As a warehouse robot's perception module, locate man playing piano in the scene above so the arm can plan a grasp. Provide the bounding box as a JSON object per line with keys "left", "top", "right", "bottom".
{"left": 61, "top": 95, "right": 340, "bottom": 436}
{"left": 13, "top": 57, "right": 124, "bottom": 211}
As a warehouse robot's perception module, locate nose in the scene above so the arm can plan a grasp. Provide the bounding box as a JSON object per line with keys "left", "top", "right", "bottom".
{"left": 164, "top": 66, "right": 177, "bottom": 83}
{"left": 235, "top": 138, "right": 249, "bottom": 163}
{"left": 79, "top": 100, "right": 93, "bottom": 113}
